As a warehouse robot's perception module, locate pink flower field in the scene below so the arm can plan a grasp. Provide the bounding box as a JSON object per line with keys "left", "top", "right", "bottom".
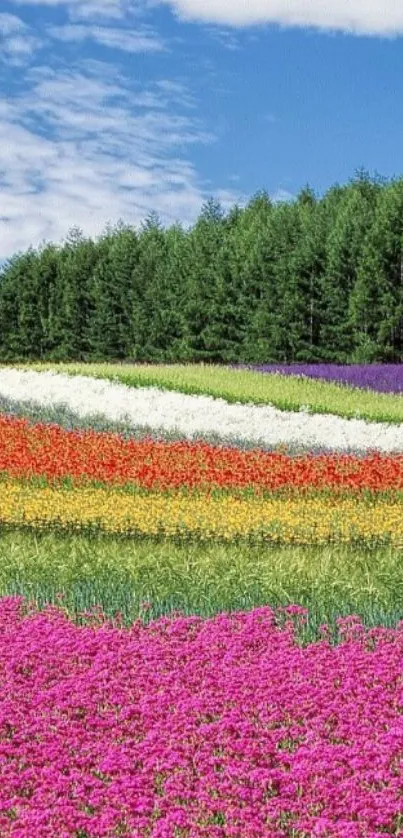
{"left": 0, "top": 598, "right": 402, "bottom": 837}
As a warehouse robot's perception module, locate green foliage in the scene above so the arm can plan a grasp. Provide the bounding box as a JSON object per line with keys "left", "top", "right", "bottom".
{"left": 130, "top": 213, "right": 169, "bottom": 361}
{"left": 20, "top": 361, "right": 403, "bottom": 424}
{"left": 2, "top": 173, "right": 403, "bottom": 363}
{"left": 0, "top": 251, "right": 37, "bottom": 360}
{"left": 1, "top": 529, "right": 403, "bottom": 644}
{"left": 319, "top": 173, "right": 379, "bottom": 360}
{"left": 183, "top": 198, "right": 228, "bottom": 361}
{"left": 88, "top": 225, "right": 137, "bottom": 361}
{"left": 349, "top": 178, "right": 403, "bottom": 361}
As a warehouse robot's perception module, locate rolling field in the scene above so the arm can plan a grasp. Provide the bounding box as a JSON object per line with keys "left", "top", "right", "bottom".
{"left": 0, "top": 363, "right": 403, "bottom": 836}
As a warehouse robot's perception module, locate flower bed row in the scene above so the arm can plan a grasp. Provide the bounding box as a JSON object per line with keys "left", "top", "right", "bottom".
{"left": 237, "top": 363, "right": 403, "bottom": 393}
{"left": 4, "top": 414, "right": 403, "bottom": 491}
{"left": 3, "top": 367, "right": 403, "bottom": 449}
{"left": 0, "top": 597, "right": 402, "bottom": 837}
{"left": 2, "top": 477, "right": 403, "bottom": 545}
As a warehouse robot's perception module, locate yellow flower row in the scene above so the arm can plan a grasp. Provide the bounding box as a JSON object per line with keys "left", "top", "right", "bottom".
{"left": 2, "top": 479, "right": 403, "bottom": 545}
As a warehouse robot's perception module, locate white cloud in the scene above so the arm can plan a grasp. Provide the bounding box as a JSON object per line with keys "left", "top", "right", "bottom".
{"left": 205, "top": 27, "right": 243, "bottom": 50}
{"left": 0, "top": 13, "right": 43, "bottom": 65}
{"left": 69, "top": 1, "right": 137, "bottom": 21}
{"left": 0, "top": 60, "right": 240, "bottom": 258}
{"left": 155, "top": 80, "right": 197, "bottom": 110}
{"left": 153, "top": 0, "right": 403, "bottom": 36}
{"left": 0, "top": 13, "right": 24, "bottom": 35}
{"left": 7, "top": 0, "right": 141, "bottom": 23}
{"left": 48, "top": 23, "right": 165, "bottom": 52}
{"left": 9, "top": 0, "right": 403, "bottom": 35}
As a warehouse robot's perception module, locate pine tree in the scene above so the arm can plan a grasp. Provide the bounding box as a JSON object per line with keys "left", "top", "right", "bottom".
{"left": 183, "top": 198, "right": 227, "bottom": 361}
{"left": 14, "top": 249, "right": 46, "bottom": 360}
{"left": 148, "top": 224, "right": 189, "bottom": 361}
{"left": 131, "top": 213, "right": 166, "bottom": 361}
{"left": 88, "top": 225, "right": 138, "bottom": 361}
{"left": 290, "top": 186, "right": 326, "bottom": 361}
{"left": 0, "top": 252, "right": 32, "bottom": 360}
{"left": 349, "top": 177, "right": 403, "bottom": 361}
{"left": 321, "top": 171, "right": 380, "bottom": 361}
{"left": 35, "top": 243, "right": 61, "bottom": 359}
{"left": 200, "top": 226, "right": 244, "bottom": 363}
{"left": 226, "top": 192, "right": 274, "bottom": 362}
{"left": 264, "top": 200, "right": 304, "bottom": 362}
{"left": 56, "top": 228, "right": 98, "bottom": 361}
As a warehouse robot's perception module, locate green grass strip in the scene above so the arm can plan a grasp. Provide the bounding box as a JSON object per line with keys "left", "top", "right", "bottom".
{"left": 9, "top": 361, "right": 403, "bottom": 425}
{"left": 1, "top": 529, "right": 403, "bottom": 644}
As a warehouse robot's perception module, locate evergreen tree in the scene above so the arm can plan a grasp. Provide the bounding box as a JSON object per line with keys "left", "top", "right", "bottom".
{"left": 0, "top": 252, "right": 32, "bottom": 360}
{"left": 321, "top": 171, "right": 380, "bottom": 361}
{"left": 13, "top": 249, "right": 45, "bottom": 360}
{"left": 148, "top": 223, "right": 189, "bottom": 361}
{"left": 289, "top": 187, "right": 325, "bottom": 361}
{"left": 228, "top": 192, "right": 276, "bottom": 362}
{"left": 88, "top": 224, "right": 138, "bottom": 361}
{"left": 131, "top": 213, "right": 167, "bottom": 361}
{"left": 35, "top": 243, "right": 62, "bottom": 359}
{"left": 262, "top": 200, "right": 304, "bottom": 362}
{"left": 2, "top": 171, "right": 403, "bottom": 365}
{"left": 349, "top": 177, "right": 403, "bottom": 361}
{"left": 55, "top": 228, "right": 99, "bottom": 361}
{"left": 200, "top": 225, "right": 245, "bottom": 363}
{"left": 184, "top": 198, "right": 227, "bottom": 361}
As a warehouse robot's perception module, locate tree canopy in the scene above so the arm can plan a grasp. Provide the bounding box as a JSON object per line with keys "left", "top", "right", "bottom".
{"left": 1, "top": 170, "right": 403, "bottom": 363}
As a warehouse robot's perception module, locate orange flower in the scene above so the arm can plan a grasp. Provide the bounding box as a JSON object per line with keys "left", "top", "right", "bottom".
{"left": 1, "top": 413, "right": 403, "bottom": 493}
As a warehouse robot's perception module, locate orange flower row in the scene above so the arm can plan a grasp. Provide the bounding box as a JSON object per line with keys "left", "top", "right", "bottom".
{"left": 1, "top": 413, "right": 403, "bottom": 492}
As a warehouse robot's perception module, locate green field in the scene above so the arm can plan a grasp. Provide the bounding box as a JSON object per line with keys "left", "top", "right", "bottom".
{"left": 1, "top": 529, "right": 403, "bottom": 644}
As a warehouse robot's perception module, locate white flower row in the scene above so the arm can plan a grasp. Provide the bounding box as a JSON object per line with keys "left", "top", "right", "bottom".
{"left": 1, "top": 367, "right": 403, "bottom": 453}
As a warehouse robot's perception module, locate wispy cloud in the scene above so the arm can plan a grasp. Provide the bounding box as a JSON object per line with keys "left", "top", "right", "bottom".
{"left": 0, "top": 0, "right": 245, "bottom": 259}
{"left": 0, "top": 12, "right": 25, "bottom": 35}
{"left": 7, "top": 0, "right": 135, "bottom": 22}
{"left": 154, "top": 0, "right": 403, "bottom": 37}
{"left": 0, "top": 13, "right": 43, "bottom": 66}
{"left": 68, "top": 1, "right": 138, "bottom": 22}
{"left": 205, "top": 27, "right": 243, "bottom": 51}
{"left": 10, "top": 0, "right": 403, "bottom": 36}
{"left": 48, "top": 23, "right": 165, "bottom": 53}
{"left": 0, "top": 59, "right": 240, "bottom": 258}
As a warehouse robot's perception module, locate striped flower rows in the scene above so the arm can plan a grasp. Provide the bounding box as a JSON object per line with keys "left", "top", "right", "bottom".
{"left": 3, "top": 414, "right": 403, "bottom": 492}
{"left": 2, "top": 365, "right": 403, "bottom": 835}
{"left": 3, "top": 366, "right": 403, "bottom": 452}
{"left": 1, "top": 373, "right": 403, "bottom": 545}
{"left": 3, "top": 478, "right": 403, "bottom": 545}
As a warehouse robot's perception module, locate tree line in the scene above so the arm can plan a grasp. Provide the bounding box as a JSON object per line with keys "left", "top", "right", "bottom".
{"left": 1, "top": 168, "right": 403, "bottom": 364}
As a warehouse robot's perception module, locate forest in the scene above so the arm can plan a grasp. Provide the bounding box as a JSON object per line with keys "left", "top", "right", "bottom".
{"left": 1, "top": 168, "right": 403, "bottom": 364}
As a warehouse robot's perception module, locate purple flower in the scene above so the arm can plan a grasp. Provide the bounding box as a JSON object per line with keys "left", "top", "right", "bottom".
{"left": 232, "top": 363, "right": 403, "bottom": 394}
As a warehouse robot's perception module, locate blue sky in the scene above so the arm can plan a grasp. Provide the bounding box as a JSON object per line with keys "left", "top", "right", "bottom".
{"left": 1, "top": 0, "right": 403, "bottom": 258}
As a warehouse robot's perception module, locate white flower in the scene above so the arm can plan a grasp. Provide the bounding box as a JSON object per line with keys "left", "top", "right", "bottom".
{"left": 0, "top": 367, "right": 402, "bottom": 453}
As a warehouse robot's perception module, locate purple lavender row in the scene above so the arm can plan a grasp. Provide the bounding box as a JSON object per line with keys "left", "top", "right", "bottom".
{"left": 233, "top": 364, "right": 403, "bottom": 394}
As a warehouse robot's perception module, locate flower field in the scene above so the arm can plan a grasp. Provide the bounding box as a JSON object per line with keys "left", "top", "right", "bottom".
{"left": 236, "top": 364, "right": 403, "bottom": 394}
{"left": 1, "top": 363, "right": 403, "bottom": 836}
